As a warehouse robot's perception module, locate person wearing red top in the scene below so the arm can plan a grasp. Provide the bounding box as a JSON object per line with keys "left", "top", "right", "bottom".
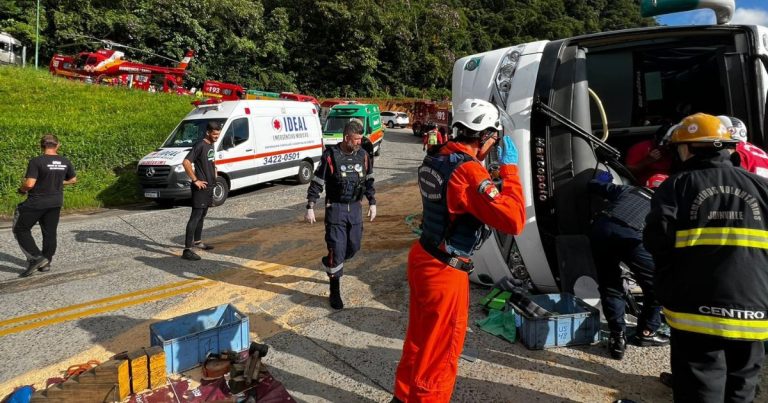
{"left": 718, "top": 115, "right": 768, "bottom": 179}
{"left": 625, "top": 126, "right": 674, "bottom": 185}
{"left": 392, "top": 99, "right": 526, "bottom": 403}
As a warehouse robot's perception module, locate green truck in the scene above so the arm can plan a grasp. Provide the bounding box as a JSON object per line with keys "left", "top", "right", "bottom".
{"left": 322, "top": 103, "right": 384, "bottom": 156}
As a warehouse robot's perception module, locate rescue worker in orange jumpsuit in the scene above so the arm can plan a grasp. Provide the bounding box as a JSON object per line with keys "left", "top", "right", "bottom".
{"left": 392, "top": 99, "right": 526, "bottom": 402}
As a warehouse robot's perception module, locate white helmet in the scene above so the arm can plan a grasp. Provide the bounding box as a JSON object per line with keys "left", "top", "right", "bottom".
{"left": 452, "top": 99, "right": 501, "bottom": 136}
{"left": 717, "top": 115, "right": 747, "bottom": 142}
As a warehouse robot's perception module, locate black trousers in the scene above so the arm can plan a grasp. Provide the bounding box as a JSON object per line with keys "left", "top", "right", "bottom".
{"left": 590, "top": 216, "right": 661, "bottom": 333}
{"left": 671, "top": 328, "right": 764, "bottom": 403}
{"left": 185, "top": 207, "right": 208, "bottom": 249}
{"left": 185, "top": 189, "right": 211, "bottom": 249}
{"left": 13, "top": 205, "right": 61, "bottom": 263}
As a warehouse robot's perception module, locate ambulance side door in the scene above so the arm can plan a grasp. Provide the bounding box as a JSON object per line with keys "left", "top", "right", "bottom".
{"left": 217, "top": 116, "right": 258, "bottom": 189}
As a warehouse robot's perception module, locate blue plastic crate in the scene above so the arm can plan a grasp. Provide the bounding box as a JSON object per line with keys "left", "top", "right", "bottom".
{"left": 509, "top": 293, "right": 599, "bottom": 350}
{"left": 150, "top": 304, "right": 250, "bottom": 374}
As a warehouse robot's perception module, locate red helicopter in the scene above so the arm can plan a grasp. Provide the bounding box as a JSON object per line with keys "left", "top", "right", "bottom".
{"left": 49, "top": 37, "right": 195, "bottom": 94}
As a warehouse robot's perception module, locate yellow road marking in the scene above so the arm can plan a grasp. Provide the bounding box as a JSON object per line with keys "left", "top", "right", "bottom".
{"left": 0, "top": 281, "right": 213, "bottom": 337}
{"left": 0, "top": 258, "right": 318, "bottom": 337}
{"left": 0, "top": 278, "right": 206, "bottom": 328}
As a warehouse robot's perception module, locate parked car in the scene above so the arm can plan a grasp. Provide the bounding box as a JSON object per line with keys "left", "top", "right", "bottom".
{"left": 381, "top": 111, "right": 409, "bottom": 128}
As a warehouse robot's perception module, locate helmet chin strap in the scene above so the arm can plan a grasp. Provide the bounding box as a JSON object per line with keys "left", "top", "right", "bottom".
{"left": 479, "top": 129, "right": 497, "bottom": 146}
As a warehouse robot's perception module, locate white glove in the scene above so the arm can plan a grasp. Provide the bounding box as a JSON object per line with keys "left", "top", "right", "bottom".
{"left": 305, "top": 208, "right": 316, "bottom": 224}
{"left": 367, "top": 205, "right": 377, "bottom": 222}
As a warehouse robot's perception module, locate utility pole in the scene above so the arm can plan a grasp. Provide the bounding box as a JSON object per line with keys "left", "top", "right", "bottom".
{"left": 35, "top": 0, "right": 40, "bottom": 68}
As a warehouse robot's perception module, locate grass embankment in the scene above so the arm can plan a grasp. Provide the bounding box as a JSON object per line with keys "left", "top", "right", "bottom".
{"left": 0, "top": 67, "right": 194, "bottom": 217}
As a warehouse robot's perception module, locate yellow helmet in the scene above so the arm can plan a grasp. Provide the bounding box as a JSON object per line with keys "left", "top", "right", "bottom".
{"left": 669, "top": 113, "right": 736, "bottom": 145}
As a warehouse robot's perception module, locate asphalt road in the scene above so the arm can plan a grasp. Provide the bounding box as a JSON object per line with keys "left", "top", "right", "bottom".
{"left": 1, "top": 128, "right": 735, "bottom": 402}
{"left": 0, "top": 129, "right": 423, "bottom": 386}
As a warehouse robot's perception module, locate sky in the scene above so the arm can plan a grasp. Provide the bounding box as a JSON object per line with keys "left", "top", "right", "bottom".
{"left": 656, "top": 0, "right": 768, "bottom": 26}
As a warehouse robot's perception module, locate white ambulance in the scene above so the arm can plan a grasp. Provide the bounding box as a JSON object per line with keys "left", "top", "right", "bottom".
{"left": 137, "top": 99, "right": 323, "bottom": 206}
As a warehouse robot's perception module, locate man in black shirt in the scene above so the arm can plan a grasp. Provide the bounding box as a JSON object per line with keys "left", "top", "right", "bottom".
{"left": 13, "top": 134, "right": 77, "bottom": 277}
{"left": 181, "top": 121, "right": 221, "bottom": 261}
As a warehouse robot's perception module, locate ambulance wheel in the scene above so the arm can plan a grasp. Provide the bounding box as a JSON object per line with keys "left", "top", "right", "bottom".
{"left": 154, "top": 198, "right": 175, "bottom": 208}
{"left": 211, "top": 177, "right": 229, "bottom": 206}
{"left": 297, "top": 161, "right": 313, "bottom": 184}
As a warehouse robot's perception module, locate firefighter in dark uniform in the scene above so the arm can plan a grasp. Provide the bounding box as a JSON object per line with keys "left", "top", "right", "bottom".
{"left": 644, "top": 113, "right": 768, "bottom": 402}
{"left": 305, "top": 119, "right": 376, "bottom": 309}
{"left": 588, "top": 170, "right": 669, "bottom": 360}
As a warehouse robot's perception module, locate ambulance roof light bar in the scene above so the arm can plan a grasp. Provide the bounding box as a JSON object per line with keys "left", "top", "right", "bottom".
{"left": 191, "top": 98, "right": 223, "bottom": 110}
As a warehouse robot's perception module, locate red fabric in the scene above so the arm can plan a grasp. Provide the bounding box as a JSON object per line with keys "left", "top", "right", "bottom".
{"left": 625, "top": 139, "right": 672, "bottom": 185}
{"left": 394, "top": 142, "right": 525, "bottom": 402}
{"left": 736, "top": 142, "right": 768, "bottom": 179}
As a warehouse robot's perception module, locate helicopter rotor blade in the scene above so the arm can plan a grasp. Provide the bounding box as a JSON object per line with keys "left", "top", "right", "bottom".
{"left": 57, "top": 41, "right": 100, "bottom": 50}
{"left": 58, "top": 34, "right": 180, "bottom": 64}
{"left": 101, "top": 40, "right": 178, "bottom": 63}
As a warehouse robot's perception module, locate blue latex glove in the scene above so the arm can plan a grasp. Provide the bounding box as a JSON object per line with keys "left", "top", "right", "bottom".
{"left": 595, "top": 170, "right": 613, "bottom": 183}
{"left": 497, "top": 136, "right": 518, "bottom": 166}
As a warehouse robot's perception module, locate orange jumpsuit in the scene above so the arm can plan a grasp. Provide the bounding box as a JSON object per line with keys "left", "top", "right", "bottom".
{"left": 394, "top": 142, "right": 526, "bottom": 402}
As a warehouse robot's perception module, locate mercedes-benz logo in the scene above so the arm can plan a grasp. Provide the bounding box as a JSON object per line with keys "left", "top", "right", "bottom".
{"left": 145, "top": 167, "right": 155, "bottom": 177}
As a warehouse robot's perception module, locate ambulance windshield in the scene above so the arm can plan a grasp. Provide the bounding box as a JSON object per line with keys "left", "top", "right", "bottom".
{"left": 163, "top": 119, "right": 226, "bottom": 148}
{"left": 324, "top": 117, "right": 356, "bottom": 133}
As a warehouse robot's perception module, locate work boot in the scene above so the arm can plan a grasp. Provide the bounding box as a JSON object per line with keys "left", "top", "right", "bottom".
{"left": 631, "top": 330, "right": 670, "bottom": 347}
{"left": 20, "top": 256, "right": 49, "bottom": 278}
{"left": 181, "top": 249, "right": 201, "bottom": 261}
{"left": 329, "top": 276, "right": 344, "bottom": 310}
{"left": 194, "top": 241, "right": 214, "bottom": 251}
{"left": 659, "top": 371, "right": 673, "bottom": 388}
{"left": 608, "top": 331, "right": 626, "bottom": 360}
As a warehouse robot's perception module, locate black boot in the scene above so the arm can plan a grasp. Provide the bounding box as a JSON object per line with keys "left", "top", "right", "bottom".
{"left": 329, "top": 276, "right": 344, "bottom": 310}
{"left": 608, "top": 331, "right": 626, "bottom": 360}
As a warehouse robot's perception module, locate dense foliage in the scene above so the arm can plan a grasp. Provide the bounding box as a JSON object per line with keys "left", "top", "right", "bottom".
{"left": 1, "top": 0, "right": 654, "bottom": 98}
{"left": 0, "top": 67, "right": 193, "bottom": 215}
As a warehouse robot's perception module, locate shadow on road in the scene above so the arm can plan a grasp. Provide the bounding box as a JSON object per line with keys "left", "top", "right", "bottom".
{"left": 0, "top": 251, "right": 28, "bottom": 274}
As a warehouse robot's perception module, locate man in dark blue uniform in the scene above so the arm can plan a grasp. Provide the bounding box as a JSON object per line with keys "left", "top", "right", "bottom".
{"left": 588, "top": 170, "right": 669, "bottom": 360}
{"left": 305, "top": 119, "right": 376, "bottom": 309}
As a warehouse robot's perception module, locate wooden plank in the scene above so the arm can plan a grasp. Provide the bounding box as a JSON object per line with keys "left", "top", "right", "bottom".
{"left": 67, "top": 359, "right": 130, "bottom": 400}
{"left": 42, "top": 382, "right": 119, "bottom": 401}
{"left": 126, "top": 348, "right": 149, "bottom": 393}
{"left": 144, "top": 346, "right": 167, "bottom": 389}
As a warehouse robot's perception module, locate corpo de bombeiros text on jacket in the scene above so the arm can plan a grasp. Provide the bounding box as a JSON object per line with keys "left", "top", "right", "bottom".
{"left": 644, "top": 150, "right": 768, "bottom": 340}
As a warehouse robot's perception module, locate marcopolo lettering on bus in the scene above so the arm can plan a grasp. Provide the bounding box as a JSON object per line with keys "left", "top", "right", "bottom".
{"left": 699, "top": 306, "right": 766, "bottom": 319}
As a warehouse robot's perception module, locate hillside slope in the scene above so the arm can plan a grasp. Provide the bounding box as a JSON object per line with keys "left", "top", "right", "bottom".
{"left": 0, "top": 67, "right": 194, "bottom": 216}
